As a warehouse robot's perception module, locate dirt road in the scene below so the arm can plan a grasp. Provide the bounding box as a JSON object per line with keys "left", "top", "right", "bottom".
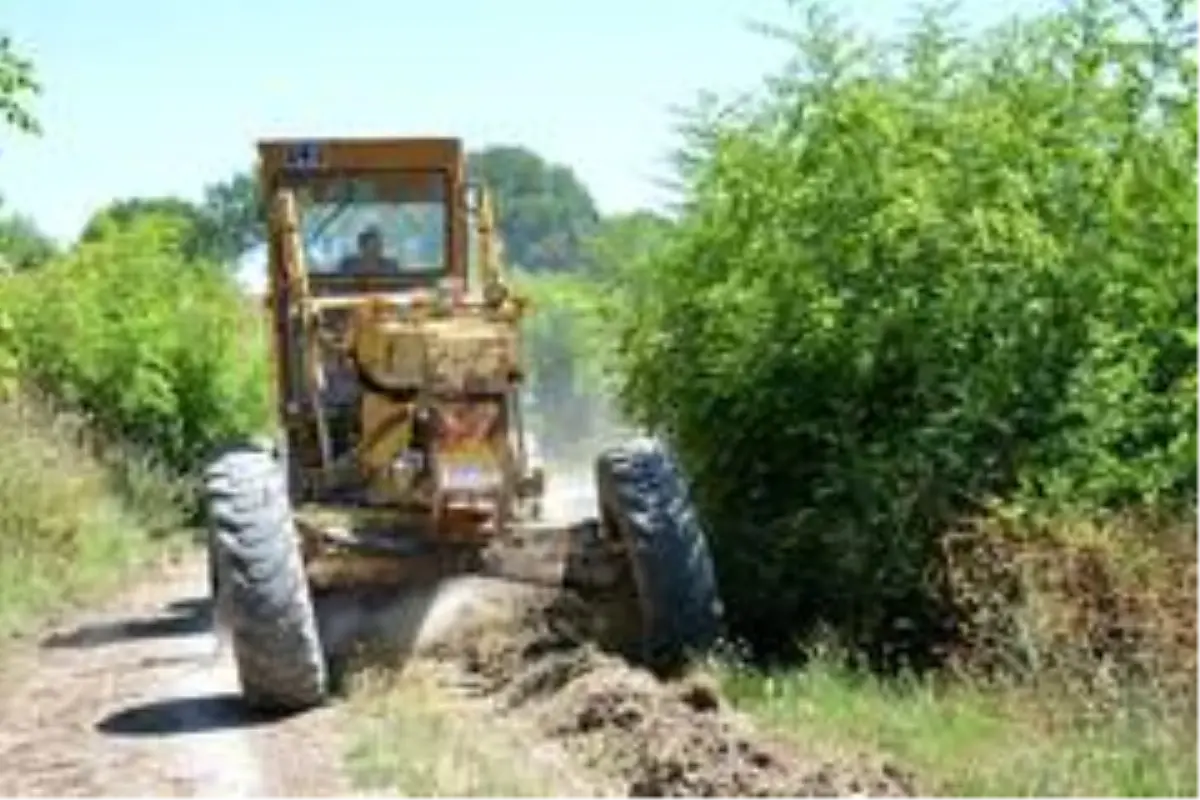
{"left": 0, "top": 470, "right": 917, "bottom": 798}
{"left": 0, "top": 472, "right": 598, "bottom": 798}
{"left": 0, "top": 553, "right": 351, "bottom": 797}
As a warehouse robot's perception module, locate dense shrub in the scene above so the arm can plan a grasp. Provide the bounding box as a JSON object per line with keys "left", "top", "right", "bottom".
{"left": 943, "top": 508, "right": 1196, "bottom": 697}
{"left": 612, "top": 0, "right": 1197, "bottom": 662}
{"left": 0, "top": 213, "right": 272, "bottom": 472}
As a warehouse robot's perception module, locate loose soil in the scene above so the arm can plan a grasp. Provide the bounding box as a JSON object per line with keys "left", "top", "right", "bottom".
{"left": 343, "top": 575, "right": 919, "bottom": 797}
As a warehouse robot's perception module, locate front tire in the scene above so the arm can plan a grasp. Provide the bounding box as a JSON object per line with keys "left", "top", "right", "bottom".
{"left": 596, "top": 437, "right": 724, "bottom": 671}
{"left": 203, "top": 444, "right": 327, "bottom": 711}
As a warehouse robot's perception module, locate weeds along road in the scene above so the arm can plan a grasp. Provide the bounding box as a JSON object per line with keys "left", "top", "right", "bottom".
{"left": 0, "top": 553, "right": 351, "bottom": 798}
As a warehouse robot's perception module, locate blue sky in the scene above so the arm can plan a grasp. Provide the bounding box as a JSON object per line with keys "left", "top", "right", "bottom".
{"left": 2, "top": 0, "right": 1049, "bottom": 245}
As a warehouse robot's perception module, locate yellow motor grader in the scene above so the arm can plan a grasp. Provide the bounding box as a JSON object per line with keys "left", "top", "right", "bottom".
{"left": 202, "top": 136, "right": 722, "bottom": 711}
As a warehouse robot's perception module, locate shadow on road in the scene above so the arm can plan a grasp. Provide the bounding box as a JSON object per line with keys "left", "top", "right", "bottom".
{"left": 164, "top": 597, "right": 211, "bottom": 617}
{"left": 95, "top": 693, "right": 289, "bottom": 737}
{"left": 40, "top": 596, "right": 213, "bottom": 650}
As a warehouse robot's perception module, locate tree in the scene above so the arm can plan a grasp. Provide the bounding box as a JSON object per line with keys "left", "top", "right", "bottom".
{"left": 582, "top": 210, "right": 674, "bottom": 278}
{"left": 0, "top": 32, "right": 39, "bottom": 135}
{"left": 468, "top": 145, "right": 600, "bottom": 272}
{"left": 0, "top": 212, "right": 56, "bottom": 272}
{"left": 79, "top": 197, "right": 224, "bottom": 264}
{"left": 3, "top": 214, "right": 272, "bottom": 469}
{"left": 201, "top": 170, "right": 266, "bottom": 261}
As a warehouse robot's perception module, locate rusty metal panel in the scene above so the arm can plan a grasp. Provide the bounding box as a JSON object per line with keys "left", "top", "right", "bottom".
{"left": 425, "top": 322, "right": 518, "bottom": 395}
{"left": 370, "top": 327, "right": 428, "bottom": 388}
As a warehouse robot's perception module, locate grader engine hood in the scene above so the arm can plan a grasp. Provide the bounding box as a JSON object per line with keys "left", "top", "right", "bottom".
{"left": 349, "top": 303, "right": 523, "bottom": 506}
{"left": 355, "top": 312, "right": 521, "bottom": 397}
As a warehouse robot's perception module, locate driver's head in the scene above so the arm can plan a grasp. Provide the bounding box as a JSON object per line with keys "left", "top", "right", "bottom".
{"left": 357, "top": 226, "right": 383, "bottom": 259}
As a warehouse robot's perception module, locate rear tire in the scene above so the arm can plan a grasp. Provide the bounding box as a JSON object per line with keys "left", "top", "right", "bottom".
{"left": 596, "top": 437, "right": 723, "bottom": 670}
{"left": 203, "top": 443, "right": 328, "bottom": 712}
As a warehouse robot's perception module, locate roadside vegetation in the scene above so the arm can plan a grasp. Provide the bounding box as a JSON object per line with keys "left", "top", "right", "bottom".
{"left": 343, "top": 665, "right": 591, "bottom": 797}
{"left": 523, "top": 0, "right": 1197, "bottom": 794}
{"left": 0, "top": 218, "right": 272, "bottom": 639}
{"left": 0, "top": 391, "right": 190, "bottom": 639}
{"left": 719, "top": 644, "right": 1196, "bottom": 797}
{"left": 590, "top": 0, "right": 1195, "bottom": 794}
{"left": 0, "top": 35, "right": 271, "bottom": 638}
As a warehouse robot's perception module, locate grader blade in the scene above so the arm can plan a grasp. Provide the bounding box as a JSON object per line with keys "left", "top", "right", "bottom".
{"left": 295, "top": 502, "right": 629, "bottom": 595}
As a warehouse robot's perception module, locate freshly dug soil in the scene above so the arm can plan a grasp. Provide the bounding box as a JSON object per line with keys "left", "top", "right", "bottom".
{"left": 407, "top": 583, "right": 918, "bottom": 798}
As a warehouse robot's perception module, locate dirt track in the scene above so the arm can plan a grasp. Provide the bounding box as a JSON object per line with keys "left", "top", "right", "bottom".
{"left": 0, "top": 554, "right": 350, "bottom": 797}
{"left": 0, "top": 471, "right": 916, "bottom": 797}
{"left": 0, "top": 550, "right": 916, "bottom": 798}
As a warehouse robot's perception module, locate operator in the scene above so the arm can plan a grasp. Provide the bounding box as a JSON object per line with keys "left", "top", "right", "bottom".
{"left": 339, "top": 226, "right": 401, "bottom": 275}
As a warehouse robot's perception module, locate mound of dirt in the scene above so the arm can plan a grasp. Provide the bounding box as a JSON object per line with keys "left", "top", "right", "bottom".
{"left": 408, "top": 584, "right": 917, "bottom": 798}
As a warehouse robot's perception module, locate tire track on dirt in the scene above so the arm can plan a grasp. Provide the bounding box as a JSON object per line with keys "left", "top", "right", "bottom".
{"left": 0, "top": 553, "right": 349, "bottom": 797}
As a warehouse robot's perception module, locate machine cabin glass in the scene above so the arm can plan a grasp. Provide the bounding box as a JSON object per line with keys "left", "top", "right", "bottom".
{"left": 278, "top": 168, "right": 454, "bottom": 291}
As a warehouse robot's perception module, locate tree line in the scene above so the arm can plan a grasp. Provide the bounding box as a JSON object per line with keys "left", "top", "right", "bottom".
{"left": 0, "top": 138, "right": 663, "bottom": 275}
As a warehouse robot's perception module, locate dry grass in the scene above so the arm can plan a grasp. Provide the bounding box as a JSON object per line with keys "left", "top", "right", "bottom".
{"left": 721, "top": 508, "right": 1198, "bottom": 797}
{"left": 0, "top": 392, "right": 190, "bottom": 640}
{"left": 943, "top": 507, "right": 1197, "bottom": 697}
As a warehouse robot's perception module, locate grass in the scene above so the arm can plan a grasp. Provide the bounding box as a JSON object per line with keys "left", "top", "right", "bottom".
{"left": 716, "top": 509, "right": 1200, "bottom": 799}
{"left": 720, "top": 656, "right": 1197, "bottom": 796}
{"left": 342, "top": 663, "right": 597, "bottom": 797}
{"left": 0, "top": 392, "right": 191, "bottom": 640}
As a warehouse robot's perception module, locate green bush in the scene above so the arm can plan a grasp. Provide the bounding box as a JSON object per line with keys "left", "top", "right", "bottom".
{"left": 0, "top": 213, "right": 272, "bottom": 472}
{"left": 612, "top": 0, "right": 1197, "bottom": 662}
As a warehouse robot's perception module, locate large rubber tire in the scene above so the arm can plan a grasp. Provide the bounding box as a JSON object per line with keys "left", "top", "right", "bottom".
{"left": 595, "top": 436, "right": 724, "bottom": 670}
{"left": 203, "top": 444, "right": 328, "bottom": 712}
{"left": 207, "top": 435, "right": 284, "bottom": 599}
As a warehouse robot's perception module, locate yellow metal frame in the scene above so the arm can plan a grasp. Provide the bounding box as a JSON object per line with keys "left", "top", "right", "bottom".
{"left": 255, "top": 136, "right": 540, "bottom": 561}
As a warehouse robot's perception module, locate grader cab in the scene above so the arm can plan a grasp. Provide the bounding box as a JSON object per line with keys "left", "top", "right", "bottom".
{"left": 203, "top": 136, "right": 723, "bottom": 711}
